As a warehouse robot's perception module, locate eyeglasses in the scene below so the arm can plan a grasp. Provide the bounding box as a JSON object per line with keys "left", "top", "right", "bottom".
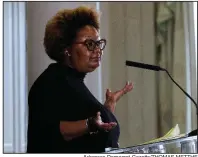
{"left": 73, "top": 39, "right": 107, "bottom": 51}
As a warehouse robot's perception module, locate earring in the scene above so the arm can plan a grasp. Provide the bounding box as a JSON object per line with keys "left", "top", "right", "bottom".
{"left": 65, "top": 50, "right": 71, "bottom": 57}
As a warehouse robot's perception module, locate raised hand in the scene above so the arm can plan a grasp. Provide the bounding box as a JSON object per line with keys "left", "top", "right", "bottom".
{"left": 104, "top": 81, "right": 133, "bottom": 113}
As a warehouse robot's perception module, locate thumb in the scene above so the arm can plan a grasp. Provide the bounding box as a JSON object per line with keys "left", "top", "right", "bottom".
{"left": 97, "top": 112, "right": 101, "bottom": 117}
{"left": 96, "top": 112, "right": 102, "bottom": 123}
{"left": 106, "top": 89, "right": 111, "bottom": 98}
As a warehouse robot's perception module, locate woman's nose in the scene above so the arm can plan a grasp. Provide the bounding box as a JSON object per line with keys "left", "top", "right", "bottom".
{"left": 93, "top": 46, "right": 102, "bottom": 56}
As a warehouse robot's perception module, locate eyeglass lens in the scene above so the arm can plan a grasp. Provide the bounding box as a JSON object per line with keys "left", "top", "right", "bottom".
{"left": 85, "top": 39, "right": 106, "bottom": 51}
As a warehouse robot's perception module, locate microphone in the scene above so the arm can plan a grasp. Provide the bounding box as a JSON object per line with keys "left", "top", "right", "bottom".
{"left": 126, "top": 60, "right": 164, "bottom": 71}
{"left": 126, "top": 60, "right": 197, "bottom": 137}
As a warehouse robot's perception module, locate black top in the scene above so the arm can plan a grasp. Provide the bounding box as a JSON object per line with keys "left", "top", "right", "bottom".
{"left": 27, "top": 63, "right": 120, "bottom": 153}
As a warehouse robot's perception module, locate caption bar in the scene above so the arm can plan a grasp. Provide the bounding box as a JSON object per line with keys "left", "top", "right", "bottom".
{"left": 84, "top": 154, "right": 198, "bottom": 157}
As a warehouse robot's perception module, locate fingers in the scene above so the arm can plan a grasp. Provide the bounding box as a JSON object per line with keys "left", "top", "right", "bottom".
{"left": 114, "top": 81, "right": 133, "bottom": 97}
{"left": 99, "top": 122, "right": 117, "bottom": 131}
{"left": 122, "top": 81, "right": 133, "bottom": 94}
{"left": 95, "top": 112, "right": 117, "bottom": 131}
{"left": 105, "top": 81, "right": 133, "bottom": 103}
{"left": 96, "top": 112, "right": 102, "bottom": 123}
{"left": 107, "top": 89, "right": 111, "bottom": 93}
{"left": 106, "top": 88, "right": 112, "bottom": 99}
{"left": 97, "top": 112, "right": 100, "bottom": 117}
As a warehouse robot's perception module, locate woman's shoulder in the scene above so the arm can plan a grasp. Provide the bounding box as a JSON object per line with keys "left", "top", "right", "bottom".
{"left": 29, "top": 63, "right": 67, "bottom": 95}
{"left": 34, "top": 63, "right": 61, "bottom": 82}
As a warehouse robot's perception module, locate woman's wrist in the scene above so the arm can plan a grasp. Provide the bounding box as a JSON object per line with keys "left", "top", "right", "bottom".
{"left": 86, "top": 117, "right": 98, "bottom": 134}
{"left": 104, "top": 102, "right": 115, "bottom": 113}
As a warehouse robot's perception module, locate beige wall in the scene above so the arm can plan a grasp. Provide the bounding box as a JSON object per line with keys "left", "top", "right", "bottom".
{"left": 104, "top": 2, "right": 157, "bottom": 147}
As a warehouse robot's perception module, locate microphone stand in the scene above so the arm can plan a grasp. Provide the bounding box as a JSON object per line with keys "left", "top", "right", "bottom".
{"left": 161, "top": 68, "right": 197, "bottom": 136}
{"left": 161, "top": 68, "right": 198, "bottom": 152}
{"left": 126, "top": 60, "right": 198, "bottom": 152}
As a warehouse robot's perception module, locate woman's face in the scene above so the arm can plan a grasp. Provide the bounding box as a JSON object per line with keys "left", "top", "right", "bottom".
{"left": 67, "top": 25, "right": 106, "bottom": 73}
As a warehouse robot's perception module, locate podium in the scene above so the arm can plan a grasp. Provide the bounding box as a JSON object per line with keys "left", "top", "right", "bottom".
{"left": 105, "top": 135, "right": 197, "bottom": 153}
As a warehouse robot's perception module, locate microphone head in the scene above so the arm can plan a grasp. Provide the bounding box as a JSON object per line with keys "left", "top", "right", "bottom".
{"left": 125, "top": 60, "right": 164, "bottom": 71}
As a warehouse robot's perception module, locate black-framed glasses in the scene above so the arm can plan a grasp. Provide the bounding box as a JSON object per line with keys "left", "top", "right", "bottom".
{"left": 73, "top": 39, "right": 107, "bottom": 51}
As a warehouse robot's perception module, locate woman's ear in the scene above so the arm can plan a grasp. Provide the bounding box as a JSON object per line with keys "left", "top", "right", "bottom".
{"left": 64, "top": 47, "right": 72, "bottom": 57}
{"left": 64, "top": 48, "right": 71, "bottom": 57}
{"left": 65, "top": 51, "right": 71, "bottom": 56}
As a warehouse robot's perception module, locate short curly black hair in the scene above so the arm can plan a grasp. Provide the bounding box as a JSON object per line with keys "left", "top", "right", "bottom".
{"left": 43, "top": 6, "right": 100, "bottom": 62}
